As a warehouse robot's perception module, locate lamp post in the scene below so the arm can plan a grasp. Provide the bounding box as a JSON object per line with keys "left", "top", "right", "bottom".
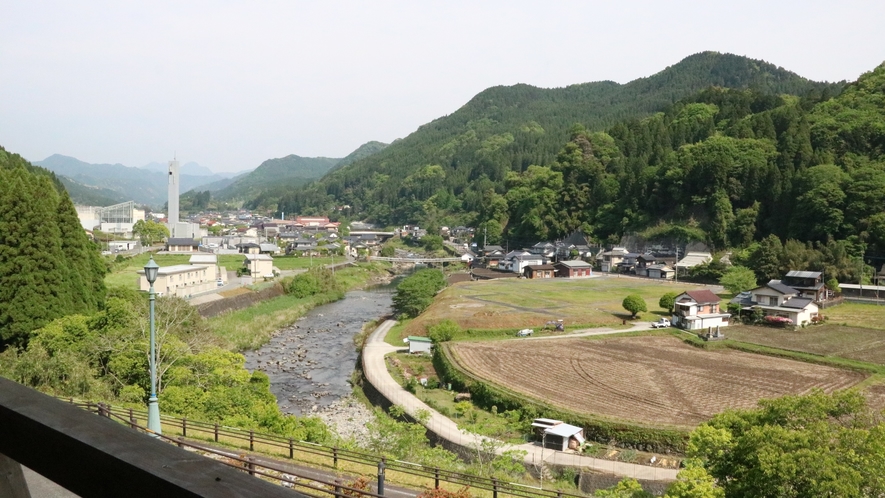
{"left": 143, "top": 256, "right": 162, "bottom": 436}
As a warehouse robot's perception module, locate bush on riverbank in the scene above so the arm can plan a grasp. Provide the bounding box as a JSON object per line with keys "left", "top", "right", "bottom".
{"left": 393, "top": 269, "right": 446, "bottom": 319}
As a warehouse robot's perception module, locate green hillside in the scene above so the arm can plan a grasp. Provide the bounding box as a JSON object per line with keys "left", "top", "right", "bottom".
{"left": 275, "top": 52, "right": 841, "bottom": 223}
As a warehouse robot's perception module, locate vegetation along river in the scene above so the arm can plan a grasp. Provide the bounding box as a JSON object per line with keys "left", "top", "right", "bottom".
{"left": 243, "top": 282, "right": 396, "bottom": 415}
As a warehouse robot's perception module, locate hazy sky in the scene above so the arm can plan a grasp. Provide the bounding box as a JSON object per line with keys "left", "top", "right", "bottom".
{"left": 2, "top": 1, "right": 884, "bottom": 173}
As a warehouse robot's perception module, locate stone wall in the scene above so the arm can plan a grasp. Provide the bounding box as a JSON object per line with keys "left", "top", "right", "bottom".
{"left": 196, "top": 284, "right": 287, "bottom": 318}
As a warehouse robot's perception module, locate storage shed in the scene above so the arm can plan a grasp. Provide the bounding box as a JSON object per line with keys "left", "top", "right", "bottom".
{"left": 531, "top": 418, "right": 585, "bottom": 451}
{"left": 407, "top": 336, "right": 433, "bottom": 355}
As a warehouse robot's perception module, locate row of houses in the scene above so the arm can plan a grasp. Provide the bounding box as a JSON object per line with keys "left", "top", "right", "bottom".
{"left": 672, "top": 270, "right": 829, "bottom": 331}
{"left": 597, "top": 247, "right": 714, "bottom": 278}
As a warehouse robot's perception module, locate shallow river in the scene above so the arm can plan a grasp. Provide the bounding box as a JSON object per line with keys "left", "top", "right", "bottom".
{"left": 243, "top": 284, "right": 395, "bottom": 415}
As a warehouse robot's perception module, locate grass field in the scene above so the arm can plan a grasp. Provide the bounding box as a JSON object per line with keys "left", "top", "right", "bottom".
{"left": 448, "top": 335, "right": 866, "bottom": 428}
{"left": 401, "top": 275, "right": 720, "bottom": 337}
{"left": 727, "top": 323, "right": 885, "bottom": 364}
{"left": 822, "top": 302, "right": 885, "bottom": 328}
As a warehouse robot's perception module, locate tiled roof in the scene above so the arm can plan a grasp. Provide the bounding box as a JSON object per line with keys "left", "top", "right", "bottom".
{"left": 683, "top": 289, "right": 721, "bottom": 304}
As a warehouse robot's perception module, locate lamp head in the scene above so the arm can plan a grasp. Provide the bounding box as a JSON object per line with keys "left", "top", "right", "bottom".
{"left": 144, "top": 257, "right": 159, "bottom": 285}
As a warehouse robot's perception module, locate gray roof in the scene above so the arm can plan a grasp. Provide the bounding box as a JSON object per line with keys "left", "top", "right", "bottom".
{"left": 782, "top": 297, "right": 814, "bottom": 309}
{"left": 767, "top": 280, "right": 800, "bottom": 295}
{"left": 544, "top": 423, "right": 583, "bottom": 438}
{"left": 167, "top": 237, "right": 198, "bottom": 246}
{"left": 786, "top": 270, "right": 822, "bottom": 279}
{"left": 555, "top": 260, "right": 592, "bottom": 268}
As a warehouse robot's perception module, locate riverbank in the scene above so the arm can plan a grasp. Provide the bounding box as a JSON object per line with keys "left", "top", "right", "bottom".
{"left": 208, "top": 262, "right": 391, "bottom": 351}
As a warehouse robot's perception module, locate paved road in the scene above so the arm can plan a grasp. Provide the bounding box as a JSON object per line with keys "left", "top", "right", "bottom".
{"left": 362, "top": 321, "right": 679, "bottom": 481}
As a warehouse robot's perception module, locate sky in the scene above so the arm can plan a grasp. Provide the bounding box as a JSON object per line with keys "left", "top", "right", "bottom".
{"left": 2, "top": 1, "right": 884, "bottom": 174}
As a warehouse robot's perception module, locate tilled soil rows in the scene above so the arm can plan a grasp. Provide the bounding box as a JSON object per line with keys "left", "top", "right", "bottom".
{"left": 450, "top": 336, "right": 866, "bottom": 427}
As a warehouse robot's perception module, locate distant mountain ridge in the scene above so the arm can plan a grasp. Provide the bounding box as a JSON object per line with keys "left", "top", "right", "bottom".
{"left": 35, "top": 155, "right": 229, "bottom": 206}
{"left": 140, "top": 160, "right": 216, "bottom": 177}
{"left": 217, "top": 141, "right": 388, "bottom": 203}
{"left": 274, "top": 51, "right": 843, "bottom": 224}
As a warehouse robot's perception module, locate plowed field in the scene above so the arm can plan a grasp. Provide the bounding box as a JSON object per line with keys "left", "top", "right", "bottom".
{"left": 448, "top": 336, "right": 866, "bottom": 427}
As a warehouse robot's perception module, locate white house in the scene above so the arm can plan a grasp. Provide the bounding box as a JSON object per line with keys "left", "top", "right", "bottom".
{"left": 745, "top": 281, "right": 819, "bottom": 326}
{"left": 189, "top": 253, "right": 225, "bottom": 283}
{"left": 244, "top": 254, "right": 274, "bottom": 278}
{"left": 672, "top": 289, "right": 731, "bottom": 331}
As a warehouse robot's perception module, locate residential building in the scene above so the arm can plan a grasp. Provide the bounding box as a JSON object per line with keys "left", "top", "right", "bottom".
{"left": 672, "top": 290, "right": 731, "bottom": 331}
{"left": 676, "top": 252, "right": 713, "bottom": 273}
{"left": 733, "top": 280, "right": 820, "bottom": 326}
{"left": 188, "top": 254, "right": 224, "bottom": 282}
{"left": 781, "top": 271, "right": 827, "bottom": 302}
{"left": 165, "top": 237, "right": 199, "bottom": 253}
{"left": 647, "top": 264, "right": 676, "bottom": 280}
{"left": 635, "top": 253, "right": 678, "bottom": 277}
{"left": 597, "top": 247, "right": 628, "bottom": 273}
{"left": 244, "top": 254, "right": 274, "bottom": 278}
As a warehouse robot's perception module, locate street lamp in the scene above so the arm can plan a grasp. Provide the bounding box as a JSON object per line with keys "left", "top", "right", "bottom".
{"left": 143, "top": 256, "right": 162, "bottom": 436}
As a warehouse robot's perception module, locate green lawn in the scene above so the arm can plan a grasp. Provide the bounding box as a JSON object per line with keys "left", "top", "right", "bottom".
{"left": 823, "top": 302, "right": 885, "bottom": 329}
{"left": 402, "top": 275, "right": 719, "bottom": 337}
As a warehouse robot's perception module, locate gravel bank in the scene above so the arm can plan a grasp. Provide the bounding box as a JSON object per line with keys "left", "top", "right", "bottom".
{"left": 315, "top": 395, "right": 377, "bottom": 445}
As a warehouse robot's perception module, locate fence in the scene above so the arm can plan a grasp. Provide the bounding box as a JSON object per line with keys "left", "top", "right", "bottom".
{"left": 71, "top": 399, "right": 592, "bottom": 498}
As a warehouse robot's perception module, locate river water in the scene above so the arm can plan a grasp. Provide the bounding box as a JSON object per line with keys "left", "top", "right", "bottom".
{"left": 243, "top": 283, "right": 395, "bottom": 415}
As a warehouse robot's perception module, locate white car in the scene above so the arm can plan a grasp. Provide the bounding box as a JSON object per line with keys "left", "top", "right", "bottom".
{"left": 650, "top": 318, "right": 671, "bottom": 329}
{"left": 517, "top": 328, "right": 533, "bottom": 337}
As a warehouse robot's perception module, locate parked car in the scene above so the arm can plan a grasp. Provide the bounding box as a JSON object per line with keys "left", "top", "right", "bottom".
{"left": 517, "top": 328, "right": 533, "bottom": 337}
{"left": 650, "top": 318, "right": 671, "bottom": 328}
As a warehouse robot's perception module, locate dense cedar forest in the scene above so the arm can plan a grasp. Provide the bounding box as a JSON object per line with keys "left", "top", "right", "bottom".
{"left": 0, "top": 148, "right": 107, "bottom": 347}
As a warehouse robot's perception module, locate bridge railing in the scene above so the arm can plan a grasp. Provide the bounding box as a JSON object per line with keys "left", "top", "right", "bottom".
{"left": 72, "top": 399, "right": 587, "bottom": 498}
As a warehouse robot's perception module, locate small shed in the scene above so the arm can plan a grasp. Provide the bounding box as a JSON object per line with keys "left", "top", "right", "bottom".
{"left": 524, "top": 264, "right": 556, "bottom": 279}
{"left": 407, "top": 336, "right": 433, "bottom": 355}
{"left": 531, "top": 418, "right": 585, "bottom": 451}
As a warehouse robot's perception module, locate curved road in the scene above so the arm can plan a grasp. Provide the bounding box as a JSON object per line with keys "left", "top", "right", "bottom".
{"left": 362, "top": 320, "right": 679, "bottom": 481}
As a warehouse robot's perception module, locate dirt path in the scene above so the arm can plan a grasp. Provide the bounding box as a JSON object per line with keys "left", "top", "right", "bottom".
{"left": 362, "top": 321, "right": 678, "bottom": 481}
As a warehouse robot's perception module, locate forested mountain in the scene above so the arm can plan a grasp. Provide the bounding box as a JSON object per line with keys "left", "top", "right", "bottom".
{"left": 234, "top": 141, "right": 388, "bottom": 209}
{"left": 57, "top": 176, "right": 128, "bottom": 206}
{"left": 140, "top": 160, "right": 217, "bottom": 176}
{"left": 0, "top": 147, "right": 107, "bottom": 347}
{"left": 35, "top": 155, "right": 227, "bottom": 206}
{"left": 273, "top": 52, "right": 841, "bottom": 222}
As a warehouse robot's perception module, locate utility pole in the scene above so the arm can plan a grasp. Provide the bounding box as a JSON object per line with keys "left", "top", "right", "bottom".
{"left": 483, "top": 226, "right": 487, "bottom": 248}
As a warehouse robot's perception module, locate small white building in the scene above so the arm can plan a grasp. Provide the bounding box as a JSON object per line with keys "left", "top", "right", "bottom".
{"left": 531, "top": 418, "right": 585, "bottom": 451}
{"left": 244, "top": 253, "right": 274, "bottom": 278}
{"left": 189, "top": 253, "right": 225, "bottom": 283}
{"left": 407, "top": 336, "right": 433, "bottom": 355}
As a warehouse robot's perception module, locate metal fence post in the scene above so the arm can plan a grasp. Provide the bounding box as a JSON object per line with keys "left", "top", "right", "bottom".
{"left": 333, "top": 446, "right": 338, "bottom": 468}
{"left": 247, "top": 457, "right": 255, "bottom": 476}
{"left": 493, "top": 477, "right": 498, "bottom": 498}
{"left": 182, "top": 417, "right": 187, "bottom": 437}
{"left": 377, "top": 458, "right": 386, "bottom": 496}
{"left": 289, "top": 438, "right": 294, "bottom": 459}
{"left": 249, "top": 430, "right": 254, "bottom": 451}
{"left": 434, "top": 467, "right": 440, "bottom": 489}
{"left": 214, "top": 423, "right": 219, "bottom": 442}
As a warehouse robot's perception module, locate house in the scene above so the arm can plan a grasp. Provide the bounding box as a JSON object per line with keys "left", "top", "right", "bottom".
{"left": 615, "top": 252, "right": 641, "bottom": 273}
{"left": 236, "top": 242, "right": 261, "bottom": 254}
{"left": 524, "top": 264, "right": 556, "bottom": 279}
{"left": 781, "top": 271, "right": 827, "bottom": 302}
{"left": 554, "top": 260, "right": 593, "bottom": 278}
{"left": 597, "top": 247, "right": 628, "bottom": 273}
{"left": 635, "top": 253, "right": 678, "bottom": 277}
{"left": 529, "top": 242, "right": 556, "bottom": 259}
{"left": 482, "top": 245, "right": 506, "bottom": 267}
{"left": 108, "top": 240, "right": 139, "bottom": 252}
{"left": 647, "top": 264, "right": 676, "bottom": 280}
{"left": 734, "top": 280, "right": 820, "bottom": 326}
{"left": 498, "top": 251, "right": 544, "bottom": 273}
{"left": 407, "top": 336, "right": 433, "bottom": 355}
{"left": 259, "top": 243, "right": 281, "bottom": 255}
{"left": 672, "top": 290, "right": 731, "bottom": 330}
{"left": 676, "top": 252, "right": 713, "bottom": 273}
{"left": 165, "top": 237, "right": 199, "bottom": 253}
{"left": 138, "top": 264, "right": 214, "bottom": 297}
{"left": 531, "top": 419, "right": 585, "bottom": 452}
{"left": 244, "top": 254, "right": 274, "bottom": 278}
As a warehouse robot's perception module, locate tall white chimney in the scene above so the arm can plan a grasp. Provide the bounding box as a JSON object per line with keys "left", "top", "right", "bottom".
{"left": 167, "top": 159, "right": 180, "bottom": 236}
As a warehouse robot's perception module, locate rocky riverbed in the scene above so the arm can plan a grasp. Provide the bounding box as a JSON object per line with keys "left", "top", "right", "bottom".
{"left": 315, "top": 395, "right": 377, "bottom": 444}
{"left": 243, "top": 286, "right": 394, "bottom": 417}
